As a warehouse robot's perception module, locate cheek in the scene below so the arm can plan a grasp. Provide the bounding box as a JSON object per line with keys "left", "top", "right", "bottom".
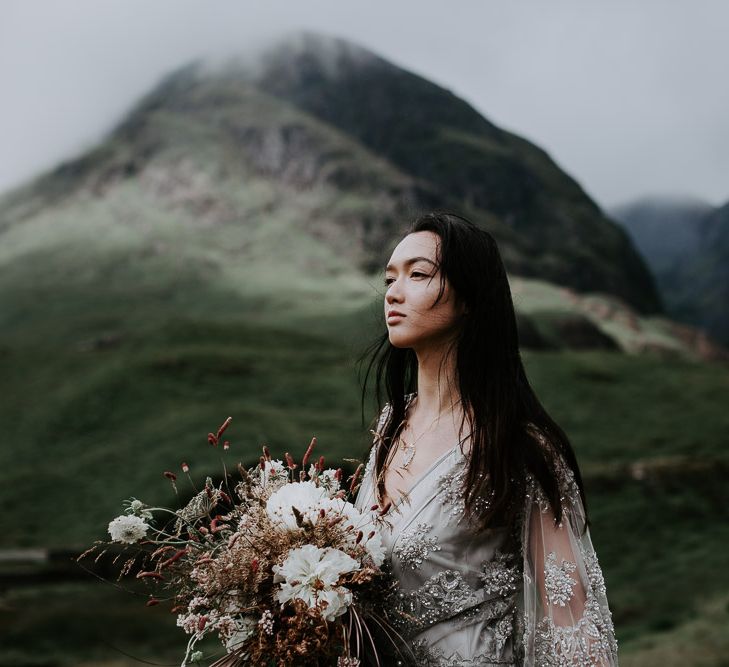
{"left": 410, "top": 300, "right": 458, "bottom": 330}
{"left": 429, "top": 305, "right": 458, "bottom": 327}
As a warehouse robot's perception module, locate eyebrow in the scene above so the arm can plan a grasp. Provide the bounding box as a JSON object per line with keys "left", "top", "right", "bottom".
{"left": 385, "top": 256, "right": 437, "bottom": 272}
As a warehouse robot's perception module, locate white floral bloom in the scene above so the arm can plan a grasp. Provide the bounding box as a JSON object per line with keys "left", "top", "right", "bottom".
{"left": 307, "top": 465, "right": 341, "bottom": 491}
{"left": 272, "top": 544, "right": 360, "bottom": 622}
{"left": 125, "top": 498, "right": 154, "bottom": 519}
{"left": 266, "top": 481, "right": 328, "bottom": 530}
{"left": 177, "top": 609, "right": 219, "bottom": 638}
{"left": 108, "top": 514, "right": 150, "bottom": 544}
{"left": 311, "top": 497, "right": 386, "bottom": 567}
{"left": 259, "top": 459, "right": 288, "bottom": 491}
{"left": 188, "top": 596, "right": 209, "bottom": 612}
{"left": 223, "top": 615, "right": 257, "bottom": 652}
{"left": 258, "top": 609, "right": 274, "bottom": 635}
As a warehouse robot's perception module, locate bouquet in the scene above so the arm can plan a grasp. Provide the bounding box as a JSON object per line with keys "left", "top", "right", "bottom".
{"left": 79, "top": 417, "right": 407, "bottom": 666}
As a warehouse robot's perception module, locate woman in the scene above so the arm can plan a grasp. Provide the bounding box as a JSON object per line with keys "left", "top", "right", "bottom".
{"left": 354, "top": 212, "right": 619, "bottom": 665}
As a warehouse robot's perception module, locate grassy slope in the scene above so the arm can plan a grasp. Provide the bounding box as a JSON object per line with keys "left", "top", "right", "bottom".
{"left": 1, "top": 295, "right": 728, "bottom": 663}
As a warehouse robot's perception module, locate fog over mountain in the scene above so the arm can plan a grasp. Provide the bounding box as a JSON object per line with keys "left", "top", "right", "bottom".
{"left": 3, "top": 0, "right": 729, "bottom": 210}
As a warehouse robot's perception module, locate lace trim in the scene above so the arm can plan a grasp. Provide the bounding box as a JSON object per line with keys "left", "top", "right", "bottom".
{"left": 534, "top": 591, "right": 617, "bottom": 666}
{"left": 436, "top": 466, "right": 467, "bottom": 521}
{"left": 407, "top": 637, "right": 517, "bottom": 666}
{"left": 520, "top": 454, "right": 619, "bottom": 665}
{"left": 394, "top": 521, "right": 441, "bottom": 570}
{"left": 392, "top": 569, "right": 480, "bottom": 634}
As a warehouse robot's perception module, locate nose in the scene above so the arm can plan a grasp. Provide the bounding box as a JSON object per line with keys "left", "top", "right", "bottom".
{"left": 385, "top": 278, "right": 404, "bottom": 305}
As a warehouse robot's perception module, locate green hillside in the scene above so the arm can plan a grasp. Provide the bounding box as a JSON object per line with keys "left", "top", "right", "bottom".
{"left": 1, "top": 321, "right": 728, "bottom": 664}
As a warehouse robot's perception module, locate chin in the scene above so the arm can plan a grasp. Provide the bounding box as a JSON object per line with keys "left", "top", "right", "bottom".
{"left": 387, "top": 330, "right": 419, "bottom": 349}
{"left": 387, "top": 332, "right": 407, "bottom": 348}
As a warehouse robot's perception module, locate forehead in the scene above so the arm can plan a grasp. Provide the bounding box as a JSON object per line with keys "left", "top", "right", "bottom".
{"left": 386, "top": 231, "right": 440, "bottom": 268}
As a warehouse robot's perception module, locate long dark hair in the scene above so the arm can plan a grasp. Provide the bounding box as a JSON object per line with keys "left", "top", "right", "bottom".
{"left": 358, "top": 211, "right": 589, "bottom": 534}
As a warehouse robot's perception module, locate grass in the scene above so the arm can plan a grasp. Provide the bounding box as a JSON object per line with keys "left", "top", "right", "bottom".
{"left": 0, "top": 290, "right": 727, "bottom": 662}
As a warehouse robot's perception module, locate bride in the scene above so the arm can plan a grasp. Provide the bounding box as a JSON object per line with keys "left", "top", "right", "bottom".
{"left": 354, "top": 212, "right": 619, "bottom": 665}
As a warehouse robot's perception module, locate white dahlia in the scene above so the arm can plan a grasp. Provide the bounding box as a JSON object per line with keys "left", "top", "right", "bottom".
{"left": 265, "top": 481, "right": 328, "bottom": 530}
{"left": 272, "top": 544, "right": 360, "bottom": 622}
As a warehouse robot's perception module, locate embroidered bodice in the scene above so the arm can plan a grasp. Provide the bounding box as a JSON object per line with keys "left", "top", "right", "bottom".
{"left": 354, "top": 395, "right": 619, "bottom": 666}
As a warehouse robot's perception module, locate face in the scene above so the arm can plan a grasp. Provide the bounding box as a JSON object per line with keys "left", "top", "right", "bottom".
{"left": 384, "top": 231, "right": 465, "bottom": 351}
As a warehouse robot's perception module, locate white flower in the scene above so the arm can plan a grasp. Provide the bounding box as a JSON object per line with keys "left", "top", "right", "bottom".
{"left": 338, "top": 658, "right": 361, "bottom": 667}
{"left": 308, "top": 465, "right": 341, "bottom": 491}
{"left": 260, "top": 459, "right": 288, "bottom": 491}
{"left": 312, "top": 497, "right": 386, "bottom": 567}
{"left": 126, "top": 498, "right": 153, "bottom": 519}
{"left": 108, "top": 514, "right": 149, "bottom": 544}
{"left": 258, "top": 609, "right": 274, "bottom": 635}
{"left": 265, "top": 481, "right": 328, "bottom": 530}
{"left": 188, "top": 596, "right": 209, "bottom": 612}
{"left": 272, "top": 544, "right": 360, "bottom": 621}
{"left": 177, "top": 609, "right": 219, "bottom": 638}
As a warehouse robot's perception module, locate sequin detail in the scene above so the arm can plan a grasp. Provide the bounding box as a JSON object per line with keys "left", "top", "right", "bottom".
{"left": 436, "top": 467, "right": 467, "bottom": 520}
{"left": 394, "top": 522, "right": 441, "bottom": 570}
{"left": 583, "top": 550, "right": 607, "bottom": 598}
{"left": 479, "top": 549, "right": 520, "bottom": 598}
{"left": 393, "top": 570, "right": 480, "bottom": 633}
{"left": 544, "top": 552, "right": 577, "bottom": 607}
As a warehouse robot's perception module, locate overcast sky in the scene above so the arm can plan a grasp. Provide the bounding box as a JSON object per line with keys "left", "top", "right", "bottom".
{"left": 1, "top": 0, "right": 727, "bottom": 210}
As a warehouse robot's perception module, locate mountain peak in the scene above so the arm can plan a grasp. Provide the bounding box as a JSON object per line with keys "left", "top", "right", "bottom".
{"left": 257, "top": 30, "right": 383, "bottom": 77}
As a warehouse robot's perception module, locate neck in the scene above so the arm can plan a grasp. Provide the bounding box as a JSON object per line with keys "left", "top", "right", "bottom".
{"left": 413, "top": 340, "right": 461, "bottom": 419}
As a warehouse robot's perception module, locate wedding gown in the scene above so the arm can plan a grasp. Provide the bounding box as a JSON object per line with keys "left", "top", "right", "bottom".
{"left": 354, "top": 394, "right": 619, "bottom": 666}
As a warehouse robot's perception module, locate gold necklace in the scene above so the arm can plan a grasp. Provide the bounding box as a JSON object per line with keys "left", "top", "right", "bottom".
{"left": 397, "top": 401, "right": 461, "bottom": 471}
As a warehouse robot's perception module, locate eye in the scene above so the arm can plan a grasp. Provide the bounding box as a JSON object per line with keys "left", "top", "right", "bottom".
{"left": 411, "top": 271, "right": 426, "bottom": 278}
{"left": 384, "top": 277, "right": 394, "bottom": 286}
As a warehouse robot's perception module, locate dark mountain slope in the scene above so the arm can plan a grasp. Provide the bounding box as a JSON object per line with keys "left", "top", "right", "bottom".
{"left": 246, "top": 31, "right": 663, "bottom": 314}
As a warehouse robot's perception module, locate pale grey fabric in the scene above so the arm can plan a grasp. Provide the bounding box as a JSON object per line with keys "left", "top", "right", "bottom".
{"left": 354, "top": 395, "right": 619, "bottom": 666}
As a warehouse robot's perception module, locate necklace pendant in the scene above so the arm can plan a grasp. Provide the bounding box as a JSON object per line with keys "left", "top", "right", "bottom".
{"left": 401, "top": 444, "right": 416, "bottom": 469}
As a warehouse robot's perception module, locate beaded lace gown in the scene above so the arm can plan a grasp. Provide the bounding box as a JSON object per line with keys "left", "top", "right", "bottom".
{"left": 354, "top": 395, "right": 619, "bottom": 666}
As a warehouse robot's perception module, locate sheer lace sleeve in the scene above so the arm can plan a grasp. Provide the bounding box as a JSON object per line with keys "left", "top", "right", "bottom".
{"left": 520, "top": 452, "right": 619, "bottom": 665}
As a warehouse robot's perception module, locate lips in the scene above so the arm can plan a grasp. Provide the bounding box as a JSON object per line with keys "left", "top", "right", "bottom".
{"left": 387, "top": 310, "right": 406, "bottom": 319}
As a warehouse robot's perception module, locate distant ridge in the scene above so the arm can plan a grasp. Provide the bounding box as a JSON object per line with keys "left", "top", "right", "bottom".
{"left": 611, "top": 195, "right": 729, "bottom": 345}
